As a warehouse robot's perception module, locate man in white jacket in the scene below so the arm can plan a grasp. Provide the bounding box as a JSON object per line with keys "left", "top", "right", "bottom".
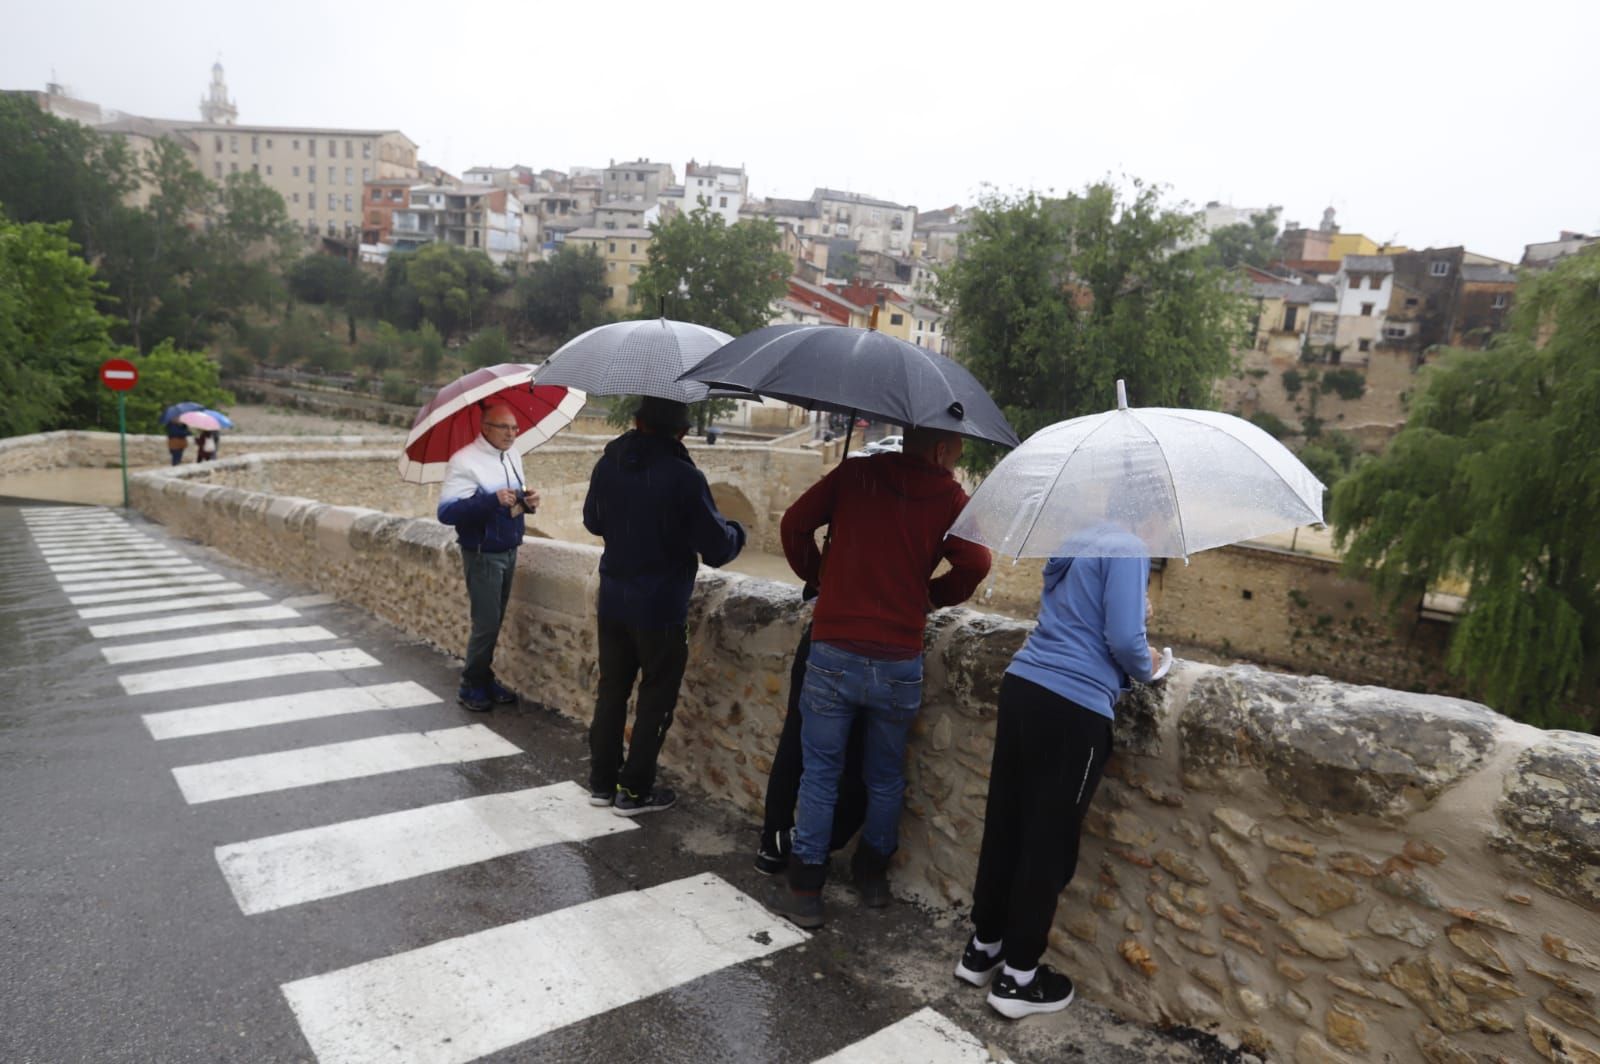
{"left": 436, "top": 404, "right": 540, "bottom": 712}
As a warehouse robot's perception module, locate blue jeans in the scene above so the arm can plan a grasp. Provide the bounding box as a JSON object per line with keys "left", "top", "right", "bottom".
{"left": 792, "top": 641, "right": 924, "bottom": 866}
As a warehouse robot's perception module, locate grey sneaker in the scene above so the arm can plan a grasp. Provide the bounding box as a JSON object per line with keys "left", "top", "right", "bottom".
{"left": 588, "top": 787, "right": 614, "bottom": 808}
{"left": 613, "top": 786, "right": 676, "bottom": 817}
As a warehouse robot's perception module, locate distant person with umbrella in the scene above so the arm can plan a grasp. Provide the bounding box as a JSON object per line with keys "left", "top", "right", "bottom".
{"left": 160, "top": 402, "right": 205, "bottom": 467}
{"left": 582, "top": 396, "right": 747, "bottom": 817}
{"left": 772, "top": 427, "right": 991, "bottom": 927}
{"left": 437, "top": 401, "right": 542, "bottom": 713}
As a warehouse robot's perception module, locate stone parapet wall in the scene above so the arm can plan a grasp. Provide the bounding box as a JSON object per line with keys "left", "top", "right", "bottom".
{"left": 129, "top": 462, "right": 1600, "bottom": 1064}
{"left": 0, "top": 430, "right": 406, "bottom": 478}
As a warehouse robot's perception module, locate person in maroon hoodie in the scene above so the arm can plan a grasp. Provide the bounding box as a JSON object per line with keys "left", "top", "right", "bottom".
{"left": 771, "top": 426, "right": 991, "bottom": 927}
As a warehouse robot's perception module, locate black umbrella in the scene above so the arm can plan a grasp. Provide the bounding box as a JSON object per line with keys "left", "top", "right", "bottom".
{"left": 677, "top": 324, "right": 1021, "bottom": 448}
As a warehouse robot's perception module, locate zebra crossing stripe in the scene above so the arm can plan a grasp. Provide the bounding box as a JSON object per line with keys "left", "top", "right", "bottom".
{"left": 88, "top": 605, "right": 300, "bottom": 638}
{"left": 81, "top": 591, "right": 268, "bottom": 620}
{"left": 69, "top": 580, "right": 237, "bottom": 606}
{"left": 170, "top": 724, "right": 521, "bottom": 804}
{"left": 32, "top": 535, "right": 151, "bottom": 547}
{"left": 217, "top": 781, "right": 635, "bottom": 914}
{"left": 60, "top": 569, "right": 212, "bottom": 591}
{"left": 100, "top": 625, "right": 334, "bottom": 665}
{"left": 118, "top": 647, "right": 380, "bottom": 695}
{"left": 142, "top": 681, "right": 441, "bottom": 741}
{"left": 280, "top": 873, "right": 807, "bottom": 1064}
{"left": 812, "top": 1008, "right": 992, "bottom": 1063}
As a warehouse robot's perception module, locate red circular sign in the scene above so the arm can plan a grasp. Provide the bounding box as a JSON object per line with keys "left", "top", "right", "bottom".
{"left": 100, "top": 358, "right": 139, "bottom": 391}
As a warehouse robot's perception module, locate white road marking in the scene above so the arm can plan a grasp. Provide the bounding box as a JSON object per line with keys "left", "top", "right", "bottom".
{"left": 142, "top": 681, "right": 441, "bottom": 741}
{"left": 32, "top": 534, "right": 151, "bottom": 546}
{"left": 69, "top": 579, "right": 236, "bottom": 605}
{"left": 813, "top": 1008, "right": 993, "bottom": 1063}
{"left": 118, "top": 647, "right": 380, "bottom": 695}
{"left": 279, "top": 594, "right": 337, "bottom": 609}
{"left": 81, "top": 591, "right": 268, "bottom": 619}
{"left": 100, "top": 625, "right": 333, "bottom": 665}
{"left": 88, "top": 605, "right": 300, "bottom": 638}
{"left": 280, "top": 873, "right": 807, "bottom": 1064}
{"left": 39, "top": 547, "right": 174, "bottom": 561}
{"left": 170, "top": 725, "right": 521, "bottom": 804}
{"left": 50, "top": 559, "right": 197, "bottom": 576}
{"left": 59, "top": 568, "right": 211, "bottom": 591}
{"left": 217, "top": 781, "right": 634, "bottom": 914}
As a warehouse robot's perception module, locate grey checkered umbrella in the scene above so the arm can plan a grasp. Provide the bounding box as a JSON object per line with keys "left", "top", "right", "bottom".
{"left": 534, "top": 318, "right": 735, "bottom": 403}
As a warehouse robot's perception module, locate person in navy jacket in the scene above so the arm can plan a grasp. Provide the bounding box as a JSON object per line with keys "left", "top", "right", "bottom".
{"left": 582, "top": 397, "right": 746, "bottom": 817}
{"left": 437, "top": 403, "right": 540, "bottom": 712}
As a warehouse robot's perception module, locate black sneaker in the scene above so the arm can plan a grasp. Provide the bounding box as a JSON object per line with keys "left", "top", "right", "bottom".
{"left": 987, "top": 964, "right": 1075, "bottom": 1019}
{"left": 954, "top": 936, "right": 1004, "bottom": 987}
{"left": 767, "top": 884, "right": 824, "bottom": 929}
{"left": 588, "top": 787, "right": 614, "bottom": 808}
{"left": 613, "top": 786, "right": 676, "bottom": 817}
{"left": 457, "top": 686, "right": 492, "bottom": 713}
{"left": 488, "top": 680, "right": 518, "bottom": 705}
{"left": 754, "top": 828, "right": 790, "bottom": 875}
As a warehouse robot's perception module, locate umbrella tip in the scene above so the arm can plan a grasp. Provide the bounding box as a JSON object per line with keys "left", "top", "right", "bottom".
{"left": 1116, "top": 379, "right": 1128, "bottom": 410}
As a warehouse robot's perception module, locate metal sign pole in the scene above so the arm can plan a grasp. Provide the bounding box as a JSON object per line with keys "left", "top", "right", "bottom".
{"left": 118, "top": 392, "right": 129, "bottom": 509}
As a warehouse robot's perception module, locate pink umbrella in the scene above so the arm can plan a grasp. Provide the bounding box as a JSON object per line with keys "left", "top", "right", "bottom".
{"left": 176, "top": 410, "right": 225, "bottom": 432}
{"left": 398, "top": 363, "right": 587, "bottom": 484}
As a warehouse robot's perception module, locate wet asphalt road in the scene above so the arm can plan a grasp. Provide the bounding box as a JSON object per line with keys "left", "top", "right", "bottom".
{"left": 0, "top": 501, "right": 1238, "bottom": 1064}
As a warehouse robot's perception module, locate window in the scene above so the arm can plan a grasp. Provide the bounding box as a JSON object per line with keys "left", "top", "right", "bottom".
{"left": 230, "top": 134, "right": 238, "bottom": 153}
{"left": 293, "top": 165, "right": 300, "bottom": 177}
{"left": 720, "top": 196, "right": 728, "bottom": 208}
{"left": 328, "top": 167, "right": 335, "bottom": 183}
{"left": 890, "top": 313, "right": 904, "bottom": 326}
{"left": 328, "top": 139, "right": 336, "bottom": 156}
{"left": 1384, "top": 326, "right": 1407, "bottom": 338}
{"left": 292, "top": 193, "right": 299, "bottom": 203}
{"left": 372, "top": 188, "right": 382, "bottom": 201}
{"left": 1358, "top": 339, "right": 1372, "bottom": 352}
{"left": 1430, "top": 261, "right": 1450, "bottom": 277}
{"left": 629, "top": 263, "right": 640, "bottom": 274}
{"left": 251, "top": 162, "right": 259, "bottom": 173}
{"left": 293, "top": 139, "right": 300, "bottom": 151}
{"left": 605, "top": 286, "right": 614, "bottom": 299}
{"left": 1405, "top": 297, "right": 1418, "bottom": 307}
{"left": 362, "top": 141, "right": 371, "bottom": 159}
{"left": 266, "top": 165, "right": 273, "bottom": 176}
{"left": 1492, "top": 292, "right": 1509, "bottom": 309}
{"left": 629, "top": 242, "right": 637, "bottom": 254}
{"left": 266, "top": 138, "right": 273, "bottom": 149}
{"left": 214, "top": 135, "right": 223, "bottom": 152}
{"left": 251, "top": 135, "right": 258, "bottom": 153}
{"left": 309, "top": 167, "right": 315, "bottom": 183}
{"left": 346, "top": 167, "right": 353, "bottom": 185}
{"left": 1346, "top": 274, "right": 1361, "bottom": 289}
{"left": 917, "top": 320, "right": 924, "bottom": 332}
{"left": 609, "top": 242, "right": 617, "bottom": 253}
{"left": 229, "top": 162, "right": 238, "bottom": 173}
{"left": 309, "top": 139, "right": 316, "bottom": 157}
{"left": 345, "top": 193, "right": 353, "bottom": 211}
{"left": 327, "top": 220, "right": 336, "bottom": 236}
{"left": 390, "top": 190, "right": 403, "bottom": 202}
{"left": 345, "top": 139, "right": 353, "bottom": 158}
{"left": 214, "top": 162, "right": 222, "bottom": 178}
{"left": 1360, "top": 303, "right": 1374, "bottom": 317}
{"left": 361, "top": 167, "right": 369, "bottom": 182}
{"left": 328, "top": 192, "right": 337, "bottom": 210}
{"left": 308, "top": 218, "right": 317, "bottom": 234}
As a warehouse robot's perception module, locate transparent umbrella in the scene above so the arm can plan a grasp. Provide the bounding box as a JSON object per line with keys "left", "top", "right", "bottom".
{"left": 950, "top": 381, "right": 1325, "bottom": 560}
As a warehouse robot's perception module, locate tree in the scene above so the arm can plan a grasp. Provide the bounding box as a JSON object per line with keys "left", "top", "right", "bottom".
{"left": 940, "top": 182, "right": 1247, "bottom": 472}
{"left": 1203, "top": 208, "right": 1281, "bottom": 269}
{"left": 0, "top": 208, "right": 120, "bottom": 435}
{"left": 461, "top": 325, "right": 511, "bottom": 369}
{"left": 514, "top": 245, "right": 611, "bottom": 343}
{"left": 1330, "top": 248, "right": 1600, "bottom": 727}
{"left": 397, "top": 243, "right": 506, "bottom": 340}
{"left": 0, "top": 94, "right": 135, "bottom": 264}
{"left": 107, "top": 340, "right": 235, "bottom": 434}
{"left": 287, "top": 254, "right": 357, "bottom": 306}
{"left": 632, "top": 207, "right": 790, "bottom": 335}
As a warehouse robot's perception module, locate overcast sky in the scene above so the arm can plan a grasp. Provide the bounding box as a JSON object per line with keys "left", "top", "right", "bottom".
{"left": 7, "top": 0, "right": 1596, "bottom": 262}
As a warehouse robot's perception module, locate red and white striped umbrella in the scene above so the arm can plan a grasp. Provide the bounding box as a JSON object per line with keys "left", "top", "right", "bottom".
{"left": 397, "top": 363, "right": 587, "bottom": 484}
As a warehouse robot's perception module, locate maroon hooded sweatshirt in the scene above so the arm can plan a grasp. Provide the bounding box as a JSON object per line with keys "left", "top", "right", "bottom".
{"left": 781, "top": 452, "right": 991, "bottom": 655}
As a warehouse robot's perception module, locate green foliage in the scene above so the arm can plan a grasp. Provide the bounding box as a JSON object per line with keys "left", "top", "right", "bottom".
{"left": 110, "top": 340, "right": 234, "bottom": 433}
{"left": 0, "top": 94, "right": 134, "bottom": 263}
{"left": 632, "top": 207, "right": 790, "bottom": 335}
{"left": 461, "top": 325, "right": 511, "bottom": 369}
{"left": 1331, "top": 248, "right": 1600, "bottom": 726}
{"left": 1201, "top": 209, "right": 1281, "bottom": 269}
{"left": 939, "top": 182, "right": 1247, "bottom": 472}
{"left": 380, "top": 370, "right": 415, "bottom": 404}
{"left": 1320, "top": 367, "right": 1367, "bottom": 400}
{"left": 514, "top": 246, "right": 612, "bottom": 343}
{"left": 1281, "top": 367, "right": 1304, "bottom": 397}
{"left": 356, "top": 321, "right": 406, "bottom": 374}
{"left": 387, "top": 243, "right": 506, "bottom": 340}
{"left": 287, "top": 254, "right": 358, "bottom": 305}
{"left": 1249, "top": 410, "right": 1291, "bottom": 438}
{"left": 414, "top": 321, "right": 446, "bottom": 382}
{"left": 0, "top": 208, "right": 120, "bottom": 435}
{"left": 1295, "top": 430, "right": 1358, "bottom": 506}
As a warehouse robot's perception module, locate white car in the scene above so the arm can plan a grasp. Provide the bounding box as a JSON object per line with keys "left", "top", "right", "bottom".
{"left": 863, "top": 435, "right": 903, "bottom": 455}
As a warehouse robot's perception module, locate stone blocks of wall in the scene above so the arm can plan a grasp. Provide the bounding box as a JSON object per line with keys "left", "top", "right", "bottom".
{"left": 129, "top": 461, "right": 1600, "bottom": 1064}
{"left": 0, "top": 430, "right": 407, "bottom": 477}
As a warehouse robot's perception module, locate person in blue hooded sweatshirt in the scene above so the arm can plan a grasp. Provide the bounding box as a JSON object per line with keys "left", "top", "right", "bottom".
{"left": 955, "top": 521, "right": 1160, "bottom": 1019}
{"left": 582, "top": 396, "right": 746, "bottom": 817}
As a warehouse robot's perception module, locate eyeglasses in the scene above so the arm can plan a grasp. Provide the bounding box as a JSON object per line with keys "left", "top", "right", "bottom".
{"left": 482, "top": 422, "right": 519, "bottom": 432}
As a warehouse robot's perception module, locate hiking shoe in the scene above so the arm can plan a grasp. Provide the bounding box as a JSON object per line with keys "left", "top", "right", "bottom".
{"left": 767, "top": 884, "right": 825, "bottom": 930}
{"left": 955, "top": 936, "right": 1004, "bottom": 987}
{"left": 588, "top": 787, "right": 615, "bottom": 808}
{"left": 457, "top": 686, "right": 492, "bottom": 713}
{"left": 850, "top": 844, "right": 893, "bottom": 909}
{"left": 987, "top": 964, "right": 1076, "bottom": 1019}
{"left": 488, "top": 680, "right": 518, "bottom": 705}
{"left": 613, "top": 786, "right": 676, "bottom": 817}
{"left": 754, "top": 828, "right": 790, "bottom": 876}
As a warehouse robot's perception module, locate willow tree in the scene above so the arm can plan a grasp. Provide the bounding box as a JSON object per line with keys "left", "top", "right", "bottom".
{"left": 1331, "top": 247, "right": 1600, "bottom": 727}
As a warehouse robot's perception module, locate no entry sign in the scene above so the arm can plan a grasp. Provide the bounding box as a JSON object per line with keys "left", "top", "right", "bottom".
{"left": 100, "top": 358, "right": 139, "bottom": 391}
